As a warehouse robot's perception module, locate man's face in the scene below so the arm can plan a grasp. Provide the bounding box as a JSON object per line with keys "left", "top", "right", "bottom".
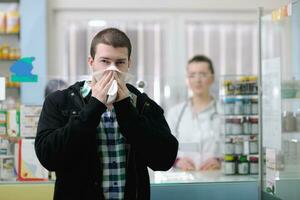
{"left": 186, "top": 61, "right": 214, "bottom": 96}
{"left": 88, "top": 43, "right": 130, "bottom": 73}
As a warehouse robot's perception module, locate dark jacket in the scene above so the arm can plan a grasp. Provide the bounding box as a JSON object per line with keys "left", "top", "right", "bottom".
{"left": 35, "top": 81, "right": 178, "bottom": 200}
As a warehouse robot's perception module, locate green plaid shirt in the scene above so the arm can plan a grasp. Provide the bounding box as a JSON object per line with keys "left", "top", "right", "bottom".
{"left": 81, "top": 81, "right": 127, "bottom": 200}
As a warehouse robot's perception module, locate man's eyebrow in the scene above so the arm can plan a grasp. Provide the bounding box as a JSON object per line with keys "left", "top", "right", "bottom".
{"left": 98, "top": 57, "right": 110, "bottom": 60}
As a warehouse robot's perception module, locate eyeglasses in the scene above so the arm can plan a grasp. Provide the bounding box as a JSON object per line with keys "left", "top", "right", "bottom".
{"left": 187, "top": 73, "right": 213, "bottom": 79}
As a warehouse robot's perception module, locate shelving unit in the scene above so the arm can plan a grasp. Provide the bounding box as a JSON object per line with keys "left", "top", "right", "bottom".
{"left": 0, "top": 1, "right": 22, "bottom": 182}
{"left": 220, "top": 75, "right": 259, "bottom": 176}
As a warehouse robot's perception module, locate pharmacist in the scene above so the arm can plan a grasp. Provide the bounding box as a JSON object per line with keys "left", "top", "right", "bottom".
{"left": 167, "top": 55, "right": 222, "bottom": 171}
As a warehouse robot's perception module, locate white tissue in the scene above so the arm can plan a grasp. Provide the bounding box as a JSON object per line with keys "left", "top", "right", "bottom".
{"left": 92, "top": 65, "right": 133, "bottom": 104}
{"left": 106, "top": 80, "right": 118, "bottom": 104}
{"left": 92, "top": 65, "right": 132, "bottom": 82}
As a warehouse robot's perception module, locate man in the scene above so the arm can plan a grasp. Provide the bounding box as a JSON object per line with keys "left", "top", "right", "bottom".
{"left": 35, "top": 28, "right": 178, "bottom": 200}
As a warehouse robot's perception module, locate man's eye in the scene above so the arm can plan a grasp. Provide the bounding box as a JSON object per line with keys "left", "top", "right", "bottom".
{"left": 117, "top": 61, "right": 125, "bottom": 65}
{"left": 100, "top": 60, "right": 110, "bottom": 64}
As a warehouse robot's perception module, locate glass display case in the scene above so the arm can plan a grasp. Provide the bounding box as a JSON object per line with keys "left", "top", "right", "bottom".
{"left": 260, "top": 1, "right": 300, "bottom": 199}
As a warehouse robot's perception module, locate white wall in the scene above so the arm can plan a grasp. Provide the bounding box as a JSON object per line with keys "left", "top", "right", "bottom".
{"left": 49, "top": 0, "right": 288, "bottom": 11}
{"left": 46, "top": 0, "right": 289, "bottom": 76}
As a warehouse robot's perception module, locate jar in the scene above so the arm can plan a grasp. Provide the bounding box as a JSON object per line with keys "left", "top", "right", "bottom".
{"left": 234, "top": 99, "right": 243, "bottom": 115}
{"left": 249, "top": 140, "right": 258, "bottom": 154}
{"left": 240, "top": 76, "right": 249, "bottom": 95}
{"left": 249, "top": 156, "right": 259, "bottom": 174}
{"left": 243, "top": 117, "right": 251, "bottom": 135}
{"left": 251, "top": 99, "right": 258, "bottom": 115}
{"left": 233, "top": 81, "right": 242, "bottom": 95}
{"left": 223, "top": 80, "right": 234, "bottom": 95}
{"left": 250, "top": 117, "right": 258, "bottom": 134}
{"left": 225, "top": 119, "right": 233, "bottom": 135}
{"left": 232, "top": 118, "right": 242, "bottom": 135}
{"left": 238, "top": 155, "right": 249, "bottom": 175}
{"left": 243, "top": 99, "right": 252, "bottom": 115}
{"left": 225, "top": 142, "right": 235, "bottom": 154}
{"left": 223, "top": 155, "right": 236, "bottom": 175}
{"left": 234, "top": 141, "right": 244, "bottom": 154}
{"left": 223, "top": 98, "right": 235, "bottom": 115}
{"left": 249, "top": 76, "right": 258, "bottom": 95}
{"left": 282, "top": 111, "right": 296, "bottom": 132}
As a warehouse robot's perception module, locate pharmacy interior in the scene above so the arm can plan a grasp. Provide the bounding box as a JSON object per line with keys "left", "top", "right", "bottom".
{"left": 0, "top": 0, "right": 300, "bottom": 200}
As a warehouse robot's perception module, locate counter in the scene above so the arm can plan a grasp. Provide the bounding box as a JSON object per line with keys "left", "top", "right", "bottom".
{"left": 0, "top": 170, "right": 259, "bottom": 200}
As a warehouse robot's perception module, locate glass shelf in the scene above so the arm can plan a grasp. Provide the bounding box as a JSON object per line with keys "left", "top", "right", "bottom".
{"left": 222, "top": 115, "right": 259, "bottom": 118}
{"left": 220, "top": 95, "right": 258, "bottom": 99}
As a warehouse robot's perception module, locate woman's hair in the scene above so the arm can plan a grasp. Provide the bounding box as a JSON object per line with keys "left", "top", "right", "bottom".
{"left": 44, "top": 79, "right": 68, "bottom": 98}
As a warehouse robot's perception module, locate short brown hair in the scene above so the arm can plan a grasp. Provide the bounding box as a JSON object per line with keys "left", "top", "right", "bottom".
{"left": 187, "top": 55, "right": 214, "bottom": 74}
{"left": 90, "top": 28, "right": 132, "bottom": 59}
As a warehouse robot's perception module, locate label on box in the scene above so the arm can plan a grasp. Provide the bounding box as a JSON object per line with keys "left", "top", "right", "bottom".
{"left": 20, "top": 105, "right": 42, "bottom": 137}
{"left": 0, "top": 155, "right": 15, "bottom": 180}
{"left": 7, "top": 110, "right": 20, "bottom": 137}
{"left": 0, "top": 110, "right": 7, "bottom": 123}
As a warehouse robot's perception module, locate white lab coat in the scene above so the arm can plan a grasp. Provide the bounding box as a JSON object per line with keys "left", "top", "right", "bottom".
{"left": 166, "top": 98, "right": 222, "bottom": 169}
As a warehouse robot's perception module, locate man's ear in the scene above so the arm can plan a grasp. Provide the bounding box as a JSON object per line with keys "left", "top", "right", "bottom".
{"left": 88, "top": 56, "right": 94, "bottom": 70}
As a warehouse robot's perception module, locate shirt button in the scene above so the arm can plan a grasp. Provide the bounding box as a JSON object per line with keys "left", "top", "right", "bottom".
{"left": 71, "top": 92, "right": 75, "bottom": 96}
{"left": 94, "top": 181, "right": 98, "bottom": 186}
{"left": 114, "top": 182, "right": 117, "bottom": 185}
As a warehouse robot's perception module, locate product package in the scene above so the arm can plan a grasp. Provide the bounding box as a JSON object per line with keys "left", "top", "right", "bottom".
{"left": 0, "top": 155, "right": 15, "bottom": 180}
{"left": 0, "top": 11, "right": 5, "bottom": 33}
{"left": 20, "top": 105, "right": 42, "bottom": 137}
{"left": 7, "top": 109, "right": 20, "bottom": 137}
{"left": 0, "top": 110, "right": 7, "bottom": 135}
{"left": 5, "top": 10, "right": 19, "bottom": 34}
{"left": 17, "top": 139, "right": 48, "bottom": 181}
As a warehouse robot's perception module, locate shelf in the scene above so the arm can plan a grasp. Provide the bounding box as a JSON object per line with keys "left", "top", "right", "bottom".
{"left": 282, "top": 132, "right": 300, "bottom": 141}
{"left": 0, "top": 59, "right": 19, "bottom": 62}
{"left": 220, "top": 95, "right": 258, "bottom": 99}
{"left": 0, "top": 134, "right": 19, "bottom": 143}
{"left": 0, "top": 33, "right": 19, "bottom": 36}
{"left": 282, "top": 98, "right": 300, "bottom": 102}
{"left": 224, "top": 135, "right": 258, "bottom": 140}
{"left": 222, "top": 115, "right": 259, "bottom": 118}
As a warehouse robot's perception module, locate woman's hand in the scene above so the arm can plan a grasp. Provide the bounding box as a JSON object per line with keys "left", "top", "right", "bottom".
{"left": 199, "top": 157, "right": 221, "bottom": 171}
{"left": 175, "top": 157, "right": 196, "bottom": 171}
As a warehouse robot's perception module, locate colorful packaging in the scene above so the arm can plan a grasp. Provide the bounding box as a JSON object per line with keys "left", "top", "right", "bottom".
{"left": 6, "top": 10, "right": 20, "bottom": 34}
{"left": 7, "top": 109, "right": 20, "bottom": 137}
{"left": 20, "top": 105, "right": 42, "bottom": 137}
{"left": 18, "top": 139, "right": 48, "bottom": 181}
{"left": 0, "top": 155, "right": 15, "bottom": 180}
{"left": 0, "top": 11, "right": 6, "bottom": 33}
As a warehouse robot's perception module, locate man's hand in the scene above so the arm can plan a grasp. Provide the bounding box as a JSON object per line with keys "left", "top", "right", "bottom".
{"left": 175, "top": 157, "right": 196, "bottom": 171}
{"left": 115, "top": 72, "right": 129, "bottom": 102}
{"left": 199, "top": 157, "right": 221, "bottom": 171}
{"left": 91, "top": 71, "right": 114, "bottom": 104}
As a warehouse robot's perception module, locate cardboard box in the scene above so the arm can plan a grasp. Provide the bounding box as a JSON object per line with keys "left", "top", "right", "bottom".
{"left": 7, "top": 110, "right": 20, "bottom": 137}
{"left": 17, "top": 139, "right": 48, "bottom": 181}
{"left": 0, "top": 155, "right": 15, "bottom": 180}
{"left": 20, "top": 105, "right": 42, "bottom": 138}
